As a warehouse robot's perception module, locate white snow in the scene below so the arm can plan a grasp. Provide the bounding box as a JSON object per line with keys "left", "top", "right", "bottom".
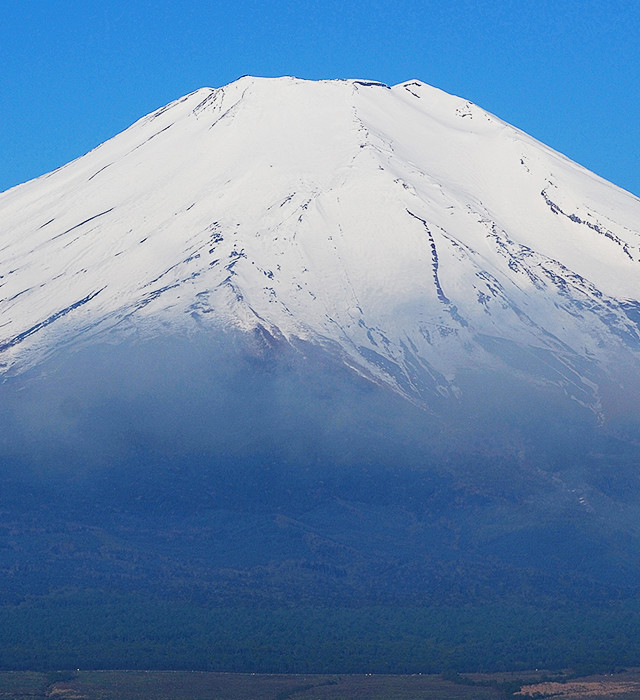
{"left": 1, "top": 76, "right": 639, "bottom": 403}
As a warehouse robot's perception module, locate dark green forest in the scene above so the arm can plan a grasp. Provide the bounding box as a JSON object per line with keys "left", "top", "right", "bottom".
{"left": 2, "top": 450, "right": 640, "bottom": 673}
{"left": 2, "top": 593, "right": 640, "bottom": 673}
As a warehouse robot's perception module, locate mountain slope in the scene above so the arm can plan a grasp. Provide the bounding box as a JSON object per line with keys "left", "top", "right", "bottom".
{"left": 3, "top": 77, "right": 640, "bottom": 673}
{"left": 2, "top": 76, "right": 639, "bottom": 414}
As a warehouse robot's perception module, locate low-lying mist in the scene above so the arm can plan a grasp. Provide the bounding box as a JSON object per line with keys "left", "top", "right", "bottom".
{"left": 1, "top": 328, "right": 635, "bottom": 491}
{"left": 2, "top": 327, "right": 640, "bottom": 603}
{"left": 0, "top": 327, "right": 615, "bottom": 483}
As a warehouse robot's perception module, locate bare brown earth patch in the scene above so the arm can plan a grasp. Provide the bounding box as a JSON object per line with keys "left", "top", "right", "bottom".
{"left": 516, "top": 678, "right": 640, "bottom": 698}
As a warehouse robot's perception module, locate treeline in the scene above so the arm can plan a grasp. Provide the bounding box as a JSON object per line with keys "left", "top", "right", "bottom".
{"left": 1, "top": 591, "right": 639, "bottom": 673}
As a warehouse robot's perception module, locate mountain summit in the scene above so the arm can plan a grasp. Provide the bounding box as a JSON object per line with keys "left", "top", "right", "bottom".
{"left": 1, "top": 76, "right": 640, "bottom": 414}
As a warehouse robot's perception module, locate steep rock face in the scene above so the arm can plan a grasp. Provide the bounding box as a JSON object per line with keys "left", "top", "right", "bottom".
{"left": 1, "top": 76, "right": 639, "bottom": 411}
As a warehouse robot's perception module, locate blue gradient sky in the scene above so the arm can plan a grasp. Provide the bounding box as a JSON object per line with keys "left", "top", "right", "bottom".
{"left": 2, "top": 0, "right": 639, "bottom": 196}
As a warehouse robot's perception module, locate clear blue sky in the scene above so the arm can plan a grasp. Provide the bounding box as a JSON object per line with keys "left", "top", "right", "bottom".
{"left": 2, "top": 0, "right": 639, "bottom": 196}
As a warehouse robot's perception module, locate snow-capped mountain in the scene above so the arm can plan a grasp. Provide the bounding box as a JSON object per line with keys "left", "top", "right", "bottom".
{"left": 5, "top": 79, "right": 640, "bottom": 671}
{"left": 1, "top": 76, "right": 639, "bottom": 412}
